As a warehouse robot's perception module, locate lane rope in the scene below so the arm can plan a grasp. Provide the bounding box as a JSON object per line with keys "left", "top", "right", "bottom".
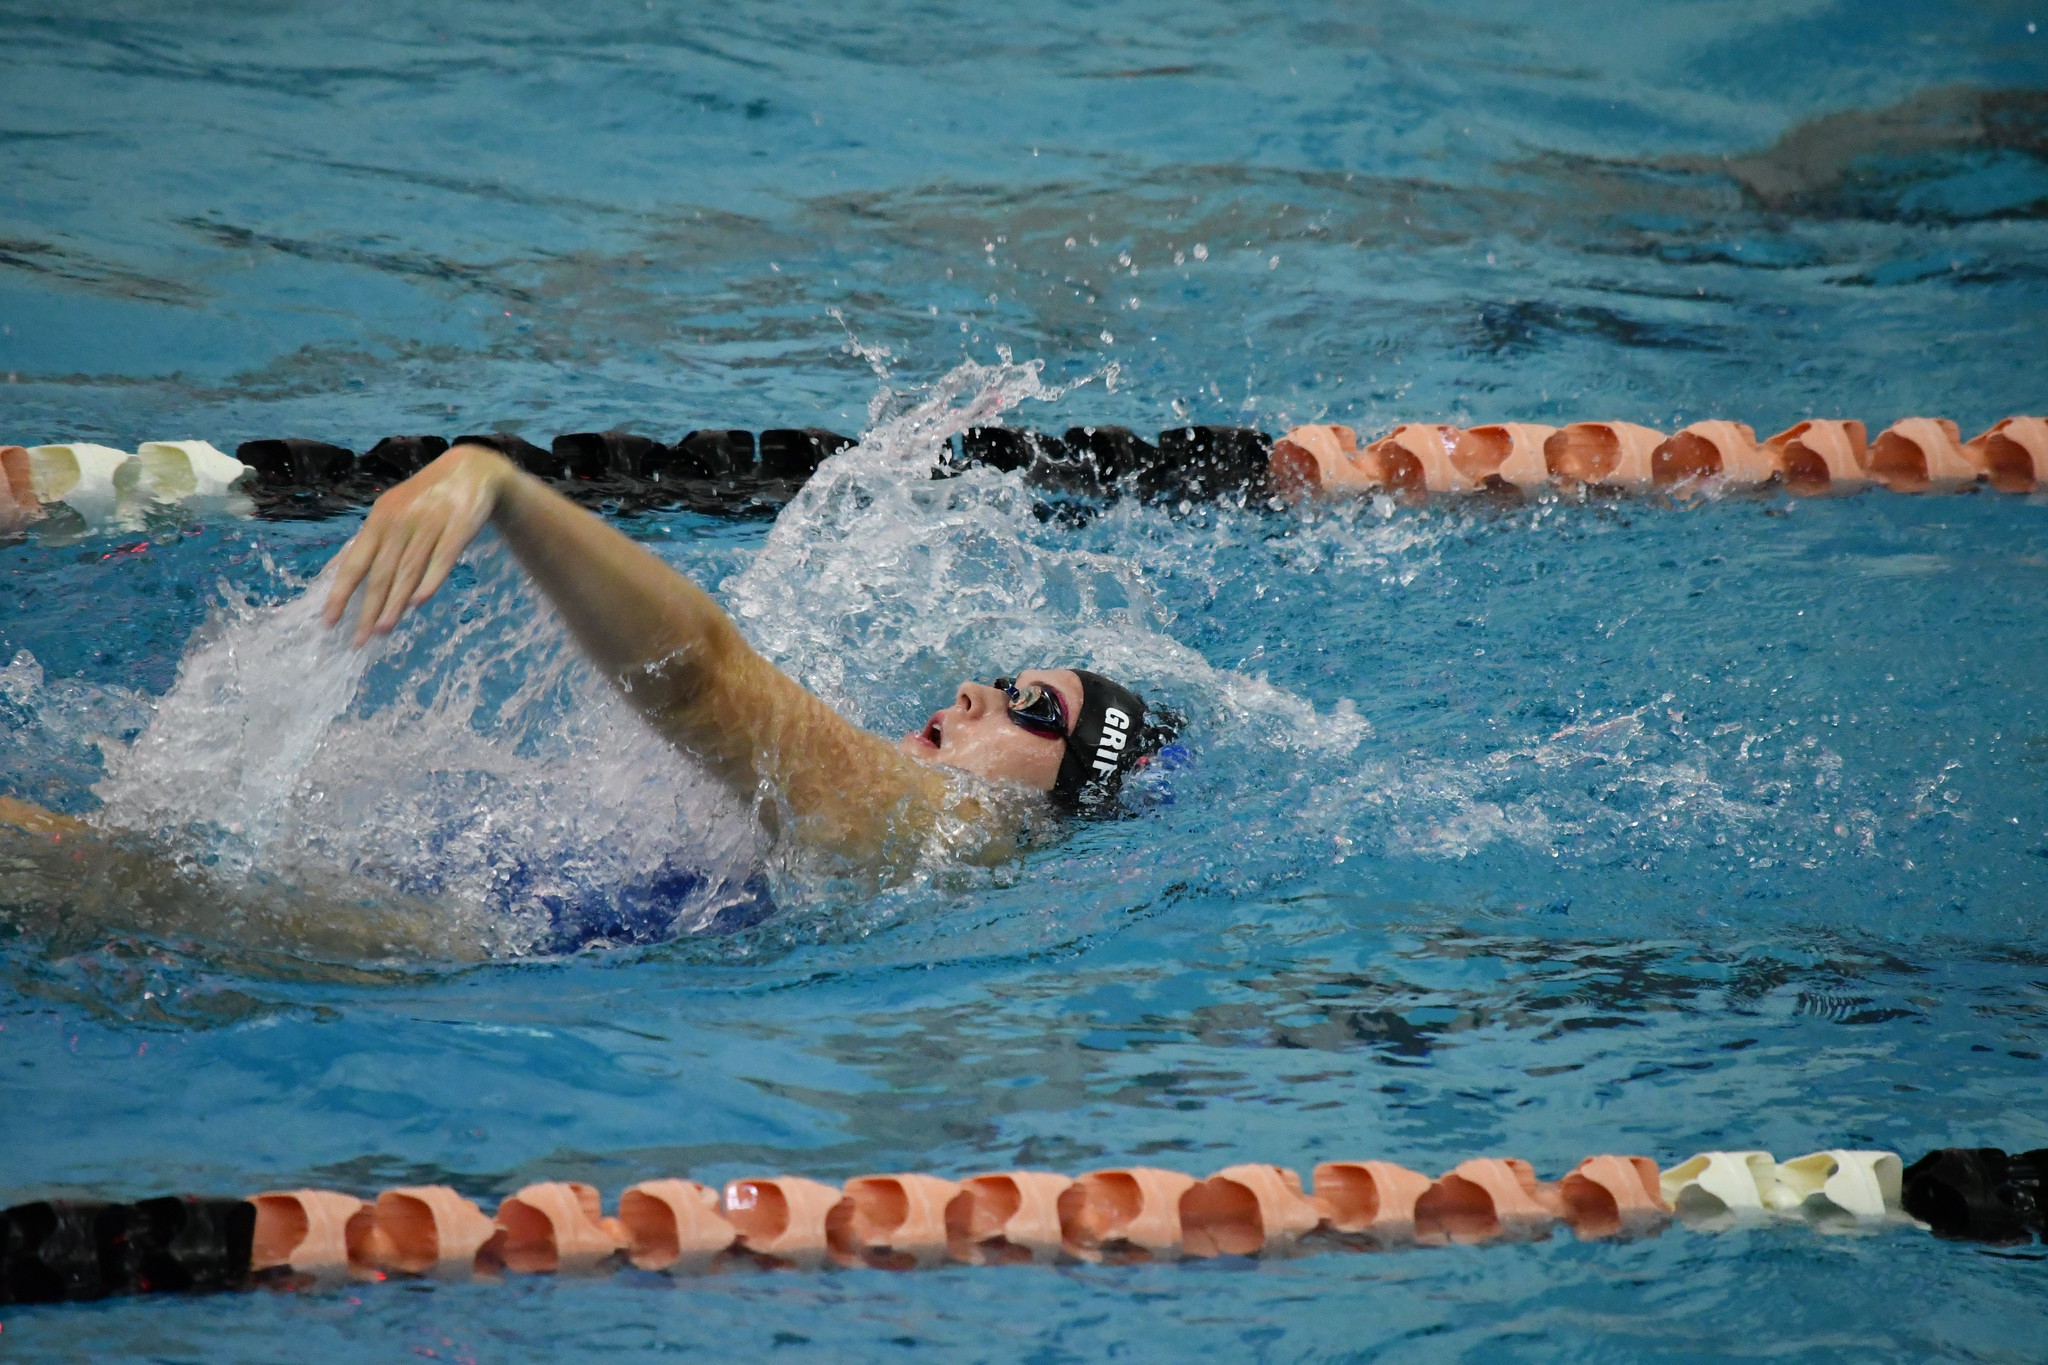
{"left": 4, "top": 1146, "right": 2037, "bottom": 1303}
{"left": 4, "top": 415, "right": 2043, "bottom": 531}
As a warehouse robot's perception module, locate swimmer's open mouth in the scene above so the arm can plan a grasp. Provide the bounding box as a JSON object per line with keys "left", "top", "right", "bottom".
{"left": 900, "top": 711, "right": 945, "bottom": 757}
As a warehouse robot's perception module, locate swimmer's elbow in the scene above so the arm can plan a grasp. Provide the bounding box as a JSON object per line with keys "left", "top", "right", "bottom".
{"left": 625, "top": 621, "right": 785, "bottom": 779}
{"left": 618, "top": 640, "right": 713, "bottom": 716}
{"left": 616, "top": 611, "right": 752, "bottom": 715}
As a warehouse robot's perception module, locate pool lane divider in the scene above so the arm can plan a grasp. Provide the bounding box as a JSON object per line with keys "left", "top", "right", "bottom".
{"left": 3, "top": 415, "right": 2044, "bottom": 532}
{"left": 1271, "top": 415, "right": 2048, "bottom": 500}
{"left": 5, "top": 1147, "right": 2039, "bottom": 1304}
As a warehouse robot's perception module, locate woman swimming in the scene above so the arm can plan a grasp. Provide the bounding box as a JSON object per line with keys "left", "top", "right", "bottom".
{"left": 322, "top": 440, "right": 1165, "bottom": 876}
{"left": 1, "top": 440, "right": 1167, "bottom": 920}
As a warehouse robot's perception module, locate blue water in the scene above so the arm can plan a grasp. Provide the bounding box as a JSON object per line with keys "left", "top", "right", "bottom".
{"left": 5, "top": 0, "right": 2048, "bottom": 1360}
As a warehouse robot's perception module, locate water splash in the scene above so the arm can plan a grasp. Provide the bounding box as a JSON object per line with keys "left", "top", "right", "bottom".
{"left": 93, "top": 565, "right": 374, "bottom": 854}
{"left": 726, "top": 352, "right": 1374, "bottom": 760}
{"left": 90, "top": 550, "right": 760, "bottom": 957}
{"left": 0, "top": 649, "right": 156, "bottom": 813}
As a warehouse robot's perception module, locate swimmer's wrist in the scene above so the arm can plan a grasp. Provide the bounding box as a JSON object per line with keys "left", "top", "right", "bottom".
{"left": 442, "top": 442, "right": 520, "bottom": 501}
{"left": 445, "top": 441, "right": 514, "bottom": 471}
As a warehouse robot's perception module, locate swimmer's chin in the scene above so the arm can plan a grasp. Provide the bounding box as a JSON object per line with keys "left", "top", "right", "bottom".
{"left": 895, "top": 732, "right": 1055, "bottom": 837}
{"left": 898, "top": 729, "right": 941, "bottom": 759}
{"left": 898, "top": 737, "right": 1043, "bottom": 804}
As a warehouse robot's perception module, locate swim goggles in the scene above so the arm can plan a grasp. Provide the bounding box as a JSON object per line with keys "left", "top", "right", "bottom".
{"left": 992, "top": 676, "right": 1069, "bottom": 740}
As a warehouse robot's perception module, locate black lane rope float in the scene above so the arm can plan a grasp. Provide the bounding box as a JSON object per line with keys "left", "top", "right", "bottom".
{"left": 2, "top": 1146, "right": 2040, "bottom": 1307}
{"left": 234, "top": 424, "right": 1280, "bottom": 520}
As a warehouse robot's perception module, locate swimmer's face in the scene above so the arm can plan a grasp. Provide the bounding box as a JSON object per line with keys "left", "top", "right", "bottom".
{"left": 899, "top": 667, "right": 1081, "bottom": 793}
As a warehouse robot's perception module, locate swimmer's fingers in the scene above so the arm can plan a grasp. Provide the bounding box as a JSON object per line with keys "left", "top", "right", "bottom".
{"left": 377, "top": 523, "right": 443, "bottom": 634}
{"left": 362, "top": 481, "right": 493, "bottom": 637}
{"left": 412, "top": 518, "right": 473, "bottom": 607}
{"left": 323, "top": 529, "right": 379, "bottom": 628}
{"left": 323, "top": 481, "right": 415, "bottom": 630}
{"left": 351, "top": 520, "right": 418, "bottom": 647}
{"left": 399, "top": 477, "right": 493, "bottom": 609}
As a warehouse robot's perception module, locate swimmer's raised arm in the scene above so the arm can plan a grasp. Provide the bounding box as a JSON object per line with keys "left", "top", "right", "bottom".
{"left": 323, "top": 445, "right": 953, "bottom": 862}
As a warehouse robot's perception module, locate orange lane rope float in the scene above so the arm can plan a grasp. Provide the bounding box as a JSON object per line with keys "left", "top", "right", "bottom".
{"left": 1269, "top": 415, "right": 2048, "bottom": 499}
{"left": 17, "top": 1144, "right": 2043, "bottom": 1306}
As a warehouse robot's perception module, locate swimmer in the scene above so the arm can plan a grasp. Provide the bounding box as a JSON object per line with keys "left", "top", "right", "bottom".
{"left": 317, "top": 441, "right": 1168, "bottom": 875}
{"left": 0, "top": 439, "right": 1170, "bottom": 951}
{"left": 4, "top": 444, "right": 1171, "bottom": 912}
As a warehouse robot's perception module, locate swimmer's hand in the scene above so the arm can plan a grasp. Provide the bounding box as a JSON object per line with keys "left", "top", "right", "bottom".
{"left": 323, "top": 443, "right": 510, "bottom": 646}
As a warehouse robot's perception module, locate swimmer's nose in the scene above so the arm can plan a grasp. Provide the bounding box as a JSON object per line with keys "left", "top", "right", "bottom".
{"left": 956, "top": 680, "right": 1003, "bottom": 716}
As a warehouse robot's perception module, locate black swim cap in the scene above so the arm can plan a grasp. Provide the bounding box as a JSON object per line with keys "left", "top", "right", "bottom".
{"left": 1051, "top": 669, "right": 1167, "bottom": 812}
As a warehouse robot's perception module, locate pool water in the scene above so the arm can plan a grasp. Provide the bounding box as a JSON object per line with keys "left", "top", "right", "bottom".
{"left": 5, "top": 0, "right": 2048, "bottom": 1359}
